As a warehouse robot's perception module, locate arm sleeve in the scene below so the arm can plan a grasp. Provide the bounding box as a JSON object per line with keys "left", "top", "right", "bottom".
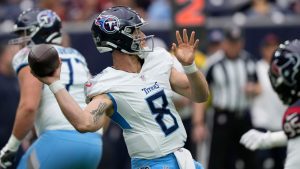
{"left": 12, "top": 47, "right": 30, "bottom": 74}
{"left": 269, "top": 131, "right": 288, "bottom": 147}
{"left": 84, "top": 69, "right": 111, "bottom": 103}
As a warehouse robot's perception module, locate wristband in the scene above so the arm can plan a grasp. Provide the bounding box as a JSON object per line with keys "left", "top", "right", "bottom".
{"left": 49, "top": 80, "right": 64, "bottom": 94}
{"left": 6, "top": 135, "right": 21, "bottom": 151}
{"left": 183, "top": 62, "right": 198, "bottom": 74}
{"left": 269, "top": 131, "right": 288, "bottom": 147}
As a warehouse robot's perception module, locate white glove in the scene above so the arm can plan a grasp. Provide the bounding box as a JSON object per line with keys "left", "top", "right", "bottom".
{"left": 240, "top": 129, "right": 288, "bottom": 151}
{"left": 0, "top": 135, "right": 21, "bottom": 169}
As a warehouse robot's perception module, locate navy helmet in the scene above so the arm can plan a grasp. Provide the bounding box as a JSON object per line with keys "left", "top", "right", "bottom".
{"left": 9, "top": 8, "right": 62, "bottom": 45}
{"left": 269, "top": 39, "right": 300, "bottom": 105}
{"left": 91, "top": 6, "right": 154, "bottom": 56}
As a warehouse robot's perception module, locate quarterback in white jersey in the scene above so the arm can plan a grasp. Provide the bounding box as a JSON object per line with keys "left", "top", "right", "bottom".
{"left": 0, "top": 9, "right": 102, "bottom": 169}
{"left": 86, "top": 47, "right": 187, "bottom": 158}
{"left": 240, "top": 40, "right": 300, "bottom": 169}
{"left": 33, "top": 6, "right": 209, "bottom": 169}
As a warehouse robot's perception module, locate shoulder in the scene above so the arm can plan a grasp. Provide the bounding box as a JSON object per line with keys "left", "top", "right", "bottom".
{"left": 12, "top": 47, "right": 31, "bottom": 74}
{"left": 204, "top": 50, "right": 225, "bottom": 70}
{"left": 282, "top": 101, "right": 300, "bottom": 122}
{"left": 53, "top": 45, "right": 80, "bottom": 55}
{"left": 282, "top": 102, "right": 300, "bottom": 139}
{"left": 54, "top": 45, "right": 88, "bottom": 64}
{"left": 240, "top": 50, "right": 256, "bottom": 62}
{"left": 149, "top": 47, "right": 173, "bottom": 61}
{"left": 84, "top": 67, "right": 118, "bottom": 103}
{"left": 205, "top": 52, "right": 225, "bottom": 74}
{"left": 53, "top": 45, "right": 82, "bottom": 58}
{"left": 145, "top": 47, "right": 175, "bottom": 70}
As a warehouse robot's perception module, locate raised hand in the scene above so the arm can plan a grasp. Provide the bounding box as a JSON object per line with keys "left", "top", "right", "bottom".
{"left": 171, "top": 29, "right": 200, "bottom": 66}
{"left": 31, "top": 60, "right": 62, "bottom": 85}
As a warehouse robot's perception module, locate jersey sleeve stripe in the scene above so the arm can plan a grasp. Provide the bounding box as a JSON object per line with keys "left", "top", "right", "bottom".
{"left": 15, "top": 63, "right": 29, "bottom": 74}
{"left": 107, "top": 93, "right": 132, "bottom": 129}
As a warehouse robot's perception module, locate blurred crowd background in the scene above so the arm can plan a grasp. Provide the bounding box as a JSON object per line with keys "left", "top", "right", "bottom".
{"left": 0, "top": 0, "right": 300, "bottom": 24}
{"left": 1, "top": 0, "right": 300, "bottom": 169}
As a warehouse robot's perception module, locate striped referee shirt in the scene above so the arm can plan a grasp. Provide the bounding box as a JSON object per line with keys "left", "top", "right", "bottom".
{"left": 205, "top": 50, "right": 258, "bottom": 112}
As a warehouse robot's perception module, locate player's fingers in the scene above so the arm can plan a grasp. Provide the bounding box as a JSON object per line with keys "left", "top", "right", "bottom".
{"left": 171, "top": 43, "right": 177, "bottom": 53}
{"left": 176, "top": 31, "right": 183, "bottom": 44}
{"left": 243, "top": 136, "right": 253, "bottom": 147}
{"left": 249, "top": 142, "right": 258, "bottom": 150}
{"left": 189, "top": 31, "right": 195, "bottom": 45}
{"left": 241, "top": 132, "right": 255, "bottom": 146}
{"left": 240, "top": 134, "right": 248, "bottom": 144}
{"left": 183, "top": 29, "right": 188, "bottom": 43}
{"left": 193, "top": 39, "right": 200, "bottom": 49}
{"left": 243, "top": 137, "right": 255, "bottom": 149}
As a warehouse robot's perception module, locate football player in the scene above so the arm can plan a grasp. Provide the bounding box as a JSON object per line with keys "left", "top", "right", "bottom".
{"left": 32, "top": 6, "right": 209, "bottom": 169}
{"left": 0, "top": 9, "right": 103, "bottom": 169}
{"left": 240, "top": 40, "right": 300, "bottom": 169}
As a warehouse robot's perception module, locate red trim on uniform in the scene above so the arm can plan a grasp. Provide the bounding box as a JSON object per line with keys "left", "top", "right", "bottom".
{"left": 282, "top": 106, "right": 300, "bottom": 125}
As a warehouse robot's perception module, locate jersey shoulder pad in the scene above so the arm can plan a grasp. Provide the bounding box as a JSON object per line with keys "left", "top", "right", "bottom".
{"left": 153, "top": 47, "right": 173, "bottom": 61}
{"left": 282, "top": 104, "right": 300, "bottom": 139}
{"left": 84, "top": 67, "right": 114, "bottom": 103}
{"left": 146, "top": 47, "right": 174, "bottom": 68}
{"left": 54, "top": 45, "right": 89, "bottom": 67}
{"left": 12, "top": 47, "right": 30, "bottom": 74}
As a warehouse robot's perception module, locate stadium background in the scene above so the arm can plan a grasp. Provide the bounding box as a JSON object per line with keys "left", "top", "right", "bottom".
{"left": 0, "top": 0, "right": 300, "bottom": 169}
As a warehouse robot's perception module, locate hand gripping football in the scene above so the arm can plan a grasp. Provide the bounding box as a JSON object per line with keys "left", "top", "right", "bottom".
{"left": 28, "top": 44, "right": 59, "bottom": 77}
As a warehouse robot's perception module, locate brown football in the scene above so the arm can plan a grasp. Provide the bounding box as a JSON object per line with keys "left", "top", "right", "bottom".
{"left": 28, "top": 44, "right": 59, "bottom": 77}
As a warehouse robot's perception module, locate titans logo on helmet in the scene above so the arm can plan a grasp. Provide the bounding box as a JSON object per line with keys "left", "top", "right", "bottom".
{"left": 95, "top": 15, "right": 120, "bottom": 34}
{"left": 37, "top": 10, "right": 60, "bottom": 28}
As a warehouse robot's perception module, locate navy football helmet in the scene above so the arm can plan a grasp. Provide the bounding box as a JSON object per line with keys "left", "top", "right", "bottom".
{"left": 269, "top": 39, "right": 300, "bottom": 105}
{"left": 9, "top": 8, "right": 62, "bottom": 45}
{"left": 91, "top": 6, "right": 154, "bottom": 56}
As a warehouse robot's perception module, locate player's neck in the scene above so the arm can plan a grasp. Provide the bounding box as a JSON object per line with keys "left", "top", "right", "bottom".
{"left": 112, "top": 51, "right": 142, "bottom": 73}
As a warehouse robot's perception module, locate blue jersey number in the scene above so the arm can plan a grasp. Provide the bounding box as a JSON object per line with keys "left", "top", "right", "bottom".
{"left": 146, "top": 90, "right": 179, "bottom": 136}
{"left": 61, "top": 58, "right": 73, "bottom": 91}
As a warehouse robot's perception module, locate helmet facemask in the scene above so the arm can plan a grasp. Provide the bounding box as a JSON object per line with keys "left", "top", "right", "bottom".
{"left": 122, "top": 24, "right": 154, "bottom": 58}
{"left": 8, "top": 26, "right": 33, "bottom": 46}
{"left": 8, "top": 9, "right": 62, "bottom": 46}
{"left": 269, "top": 45, "right": 300, "bottom": 105}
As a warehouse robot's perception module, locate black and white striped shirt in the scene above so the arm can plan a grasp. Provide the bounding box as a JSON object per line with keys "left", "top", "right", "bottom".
{"left": 206, "top": 50, "right": 258, "bottom": 112}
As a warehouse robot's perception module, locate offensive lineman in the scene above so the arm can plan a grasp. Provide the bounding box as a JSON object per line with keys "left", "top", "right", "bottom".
{"left": 240, "top": 40, "right": 300, "bottom": 169}
{"left": 33, "top": 6, "right": 209, "bottom": 169}
{"left": 0, "top": 9, "right": 103, "bottom": 169}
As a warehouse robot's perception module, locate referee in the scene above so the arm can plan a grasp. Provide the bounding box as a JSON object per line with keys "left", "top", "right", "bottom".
{"left": 205, "top": 27, "right": 260, "bottom": 169}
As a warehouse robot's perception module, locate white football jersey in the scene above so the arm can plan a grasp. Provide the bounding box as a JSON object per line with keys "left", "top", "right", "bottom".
{"left": 285, "top": 137, "right": 300, "bottom": 169}
{"left": 85, "top": 47, "right": 187, "bottom": 159}
{"left": 12, "top": 45, "right": 90, "bottom": 136}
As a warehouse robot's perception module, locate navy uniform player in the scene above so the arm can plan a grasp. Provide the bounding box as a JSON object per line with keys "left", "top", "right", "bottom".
{"left": 33, "top": 6, "right": 209, "bottom": 169}
{"left": 0, "top": 9, "right": 102, "bottom": 169}
{"left": 240, "top": 40, "right": 300, "bottom": 169}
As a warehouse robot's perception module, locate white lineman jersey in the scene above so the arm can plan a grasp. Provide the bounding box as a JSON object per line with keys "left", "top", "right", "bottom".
{"left": 285, "top": 138, "right": 300, "bottom": 169}
{"left": 85, "top": 47, "right": 187, "bottom": 159}
{"left": 12, "top": 45, "right": 90, "bottom": 136}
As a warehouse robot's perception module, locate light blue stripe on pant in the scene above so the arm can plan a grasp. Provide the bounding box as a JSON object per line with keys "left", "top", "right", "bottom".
{"left": 131, "top": 153, "right": 204, "bottom": 169}
{"left": 18, "top": 130, "right": 102, "bottom": 169}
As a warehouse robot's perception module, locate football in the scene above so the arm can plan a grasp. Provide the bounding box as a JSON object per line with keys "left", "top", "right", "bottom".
{"left": 28, "top": 44, "right": 60, "bottom": 77}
